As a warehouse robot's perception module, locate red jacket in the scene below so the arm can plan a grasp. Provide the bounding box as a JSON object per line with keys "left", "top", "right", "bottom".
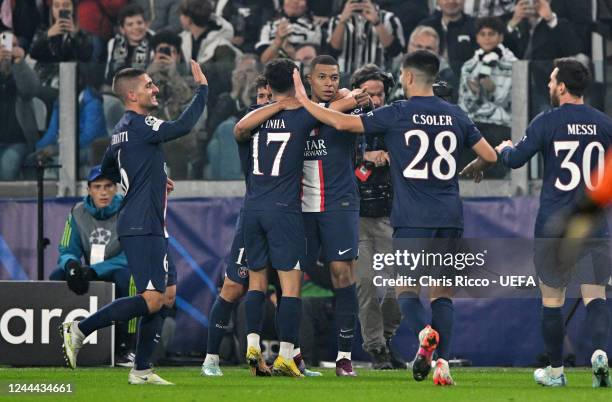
{"left": 76, "top": 0, "right": 127, "bottom": 39}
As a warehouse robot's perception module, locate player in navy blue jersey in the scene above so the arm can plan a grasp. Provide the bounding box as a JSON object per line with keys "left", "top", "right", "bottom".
{"left": 493, "top": 59, "right": 612, "bottom": 387}
{"left": 301, "top": 55, "right": 371, "bottom": 377}
{"left": 232, "top": 58, "right": 320, "bottom": 377}
{"left": 61, "top": 60, "right": 208, "bottom": 385}
{"left": 292, "top": 51, "right": 498, "bottom": 386}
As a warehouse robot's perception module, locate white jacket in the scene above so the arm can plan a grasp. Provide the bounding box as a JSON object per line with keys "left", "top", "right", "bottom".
{"left": 180, "top": 14, "right": 242, "bottom": 65}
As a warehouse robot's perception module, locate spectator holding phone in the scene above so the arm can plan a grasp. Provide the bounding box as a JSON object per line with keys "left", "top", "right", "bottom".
{"left": 0, "top": 30, "right": 40, "bottom": 180}
{"left": 256, "top": 0, "right": 322, "bottom": 64}
{"left": 29, "top": 0, "right": 94, "bottom": 93}
{"left": 328, "top": 0, "right": 405, "bottom": 74}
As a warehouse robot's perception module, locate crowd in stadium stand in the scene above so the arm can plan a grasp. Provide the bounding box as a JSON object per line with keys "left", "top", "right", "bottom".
{"left": 0, "top": 0, "right": 608, "bottom": 180}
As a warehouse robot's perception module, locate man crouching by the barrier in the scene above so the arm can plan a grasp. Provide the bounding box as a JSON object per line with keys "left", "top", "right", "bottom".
{"left": 49, "top": 165, "right": 135, "bottom": 366}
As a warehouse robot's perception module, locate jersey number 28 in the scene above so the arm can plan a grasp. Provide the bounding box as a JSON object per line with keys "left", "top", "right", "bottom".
{"left": 403, "top": 129, "right": 457, "bottom": 180}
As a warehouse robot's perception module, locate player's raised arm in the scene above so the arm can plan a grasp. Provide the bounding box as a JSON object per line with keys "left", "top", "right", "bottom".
{"left": 233, "top": 98, "right": 301, "bottom": 141}
{"left": 293, "top": 69, "right": 365, "bottom": 133}
{"left": 496, "top": 120, "right": 543, "bottom": 169}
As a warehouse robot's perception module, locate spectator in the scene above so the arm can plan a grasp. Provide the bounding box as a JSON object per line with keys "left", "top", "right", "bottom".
{"left": 215, "top": 0, "right": 276, "bottom": 53}
{"left": 31, "top": 63, "right": 106, "bottom": 172}
{"left": 77, "top": 0, "right": 127, "bottom": 41}
{"left": 105, "top": 4, "right": 154, "bottom": 83}
{"left": 179, "top": 0, "right": 241, "bottom": 102}
{"left": 294, "top": 43, "right": 318, "bottom": 74}
{"left": 419, "top": 0, "right": 478, "bottom": 75}
{"left": 0, "top": 0, "right": 41, "bottom": 50}
{"left": 551, "top": 0, "right": 592, "bottom": 56}
{"left": 30, "top": 0, "right": 95, "bottom": 98}
{"left": 350, "top": 63, "right": 403, "bottom": 370}
{"left": 328, "top": 0, "right": 405, "bottom": 74}
{"left": 392, "top": 25, "right": 458, "bottom": 103}
{"left": 256, "top": 0, "right": 322, "bottom": 64}
{"left": 463, "top": 0, "right": 515, "bottom": 18}
{"left": 205, "top": 75, "right": 270, "bottom": 180}
{"left": 507, "top": 0, "right": 581, "bottom": 60}
{"left": 147, "top": 30, "right": 202, "bottom": 179}
{"left": 48, "top": 165, "right": 134, "bottom": 365}
{"left": 458, "top": 17, "right": 516, "bottom": 128}
{"left": 132, "top": 0, "right": 181, "bottom": 34}
{"left": 206, "top": 53, "right": 260, "bottom": 135}
{"left": 0, "top": 31, "right": 39, "bottom": 180}
{"left": 377, "top": 0, "right": 430, "bottom": 42}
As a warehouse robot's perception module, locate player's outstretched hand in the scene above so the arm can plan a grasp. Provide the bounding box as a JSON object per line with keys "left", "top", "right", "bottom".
{"left": 293, "top": 69, "right": 308, "bottom": 103}
{"left": 166, "top": 178, "right": 175, "bottom": 195}
{"left": 495, "top": 140, "right": 514, "bottom": 154}
{"left": 351, "top": 88, "right": 372, "bottom": 109}
{"left": 191, "top": 59, "right": 208, "bottom": 86}
{"left": 459, "top": 158, "right": 485, "bottom": 183}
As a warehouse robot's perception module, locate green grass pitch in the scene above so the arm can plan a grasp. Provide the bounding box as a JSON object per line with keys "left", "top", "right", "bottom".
{"left": 0, "top": 367, "right": 610, "bottom": 401}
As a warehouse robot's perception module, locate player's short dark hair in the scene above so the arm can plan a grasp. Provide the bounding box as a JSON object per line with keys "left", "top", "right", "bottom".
{"left": 553, "top": 58, "right": 591, "bottom": 97}
{"left": 150, "top": 30, "right": 182, "bottom": 53}
{"left": 350, "top": 63, "right": 395, "bottom": 95}
{"left": 264, "top": 58, "right": 297, "bottom": 94}
{"left": 180, "top": 0, "right": 213, "bottom": 27}
{"left": 401, "top": 50, "right": 440, "bottom": 85}
{"left": 112, "top": 68, "right": 146, "bottom": 102}
{"left": 118, "top": 4, "right": 146, "bottom": 26}
{"left": 475, "top": 16, "right": 505, "bottom": 35}
{"left": 254, "top": 75, "right": 269, "bottom": 90}
{"left": 310, "top": 55, "right": 339, "bottom": 71}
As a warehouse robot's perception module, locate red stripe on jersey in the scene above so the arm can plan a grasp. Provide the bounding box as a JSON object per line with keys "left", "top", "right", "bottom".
{"left": 318, "top": 159, "right": 325, "bottom": 212}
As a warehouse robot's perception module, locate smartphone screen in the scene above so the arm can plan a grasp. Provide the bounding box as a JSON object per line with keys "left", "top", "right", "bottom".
{"left": 59, "top": 9, "right": 71, "bottom": 20}
{"left": 1, "top": 32, "right": 13, "bottom": 51}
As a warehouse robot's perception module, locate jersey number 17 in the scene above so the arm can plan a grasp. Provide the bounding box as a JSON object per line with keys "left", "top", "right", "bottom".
{"left": 252, "top": 132, "right": 291, "bottom": 176}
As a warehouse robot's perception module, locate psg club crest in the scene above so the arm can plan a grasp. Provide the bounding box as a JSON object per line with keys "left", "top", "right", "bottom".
{"left": 238, "top": 266, "right": 249, "bottom": 279}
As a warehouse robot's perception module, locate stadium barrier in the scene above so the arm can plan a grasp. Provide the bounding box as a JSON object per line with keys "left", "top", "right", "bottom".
{"left": 0, "top": 281, "right": 114, "bottom": 366}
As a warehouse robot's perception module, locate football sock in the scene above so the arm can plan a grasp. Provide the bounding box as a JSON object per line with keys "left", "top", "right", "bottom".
{"left": 279, "top": 342, "right": 294, "bottom": 360}
{"left": 207, "top": 296, "right": 235, "bottom": 355}
{"left": 293, "top": 347, "right": 301, "bottom": 358}
{"left": 586, "top": 298, "right": 610, "bottom": 351}
{"left": 204, "top": 354, "right": 219, "bottom": 365}
{"left": 334, "top": 284, "right": 357, "bottom": 354}
{"left": 134, "top": 311, "right": 164, "bottom": 371}
{"left": 78, "top": 295, "right": 149, "bottom": 337}
{"left": 247, "top": 333, "right": 260, "bottom": 349}
{"left": 398, "top": 291, "right": 428, "bottom": 338}
{"left": 541, "top": 306, "right": 564, "bottom": 368}
{"left": 277, "top": 296, "right": 301, "bottom": 346}
{"left": 337, "top": 351, "right": 351, "bottom": 361}
{"left": 245, "top": 290, "right": 265, "bottom": 339}
{"left": 431, "top": 297, "right": 454, "bottom": 361}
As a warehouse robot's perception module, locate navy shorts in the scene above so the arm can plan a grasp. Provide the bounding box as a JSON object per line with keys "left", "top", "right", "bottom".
{"left": 303, "top": 210, "right": 359, "bottom": 266}
{"left": 392, "top": 227, "right": 463, "bottom": 278}
{"left": 166, "top": 239, "right": 177, "bottom": 287}
{"left": 535, "top": 237, "right": 612, "bottom": 288}
{"left": 225, "top": 210, "right": 249, "bottom": 286}
{"left": 121, "top": 235, "right": 168, "bottom": 293}
{"left": 243, "top": 210, "right": 306, "bottom": 272}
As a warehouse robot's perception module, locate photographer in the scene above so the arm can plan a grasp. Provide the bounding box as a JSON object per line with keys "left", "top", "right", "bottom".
{"left": 458, "top": 17, "right": 516, "bottom": 128}
{"left": 49, "top": 166, "right": 133, "bottom": 364}
{"left": 350, "top": 64, "right": 403, "bottom": 370}
{"left": 328, "top": 0, "right": 404, "bottom": 74}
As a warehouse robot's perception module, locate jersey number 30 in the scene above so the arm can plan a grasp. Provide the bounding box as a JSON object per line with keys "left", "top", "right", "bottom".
{"left": 252, "top": 132, "right": 291, "bottom": 176}
{"left": 554, "top": 140, "right": 605, "bottom": 191}
{"left": 403, "top": 129, "right": 457, "bottom": 180}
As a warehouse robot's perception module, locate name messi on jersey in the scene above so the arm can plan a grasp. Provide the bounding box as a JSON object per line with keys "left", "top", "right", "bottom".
{"left": 412, "top": 114, "right": 453, "bottom": 126}
{"left": 111, "top": 131, "right": 128, "bottom": 145}
{"left": 567, "top": 124, "right": 597, "bottom": 135}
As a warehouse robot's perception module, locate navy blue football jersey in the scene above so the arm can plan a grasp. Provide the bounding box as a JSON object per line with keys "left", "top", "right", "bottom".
{"left": 102, "top": 85, "right": 208, "bottom": 237}
{"left": 302, "top": 105, "right": 359, "bottom": 212}
{"left": 501, "top": 103, "right": 612, "bottom": 235}
{"left": 243, "top": 107, "right": 318, "bottom": 212}
{"left": 359, "top": 96, "right": 482, "bottom": 229}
